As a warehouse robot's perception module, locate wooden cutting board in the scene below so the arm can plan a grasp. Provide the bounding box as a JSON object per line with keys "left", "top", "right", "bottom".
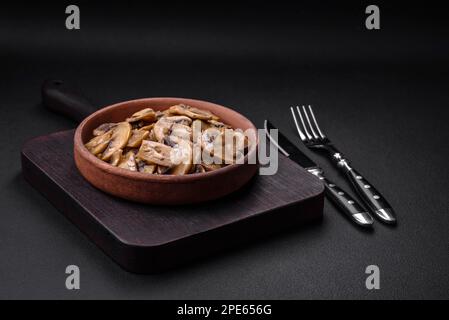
{"left": 21, "top": 129, "right": 324, "bottom": 273}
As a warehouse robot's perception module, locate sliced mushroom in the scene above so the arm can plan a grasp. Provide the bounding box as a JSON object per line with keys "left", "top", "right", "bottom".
{"left": 201, "top": 128, "right": 247, "bottom": 165}
{"left": 169, "top": 141, "right": 193, "bottom": 175}
{"left": 131, "top": 121, "right": 145, "bottom": 129}
{"left": 117, "top": 151, "right": 137, "bottom": 171}
{"left": 153, "top": 120, "right": 170, "bottom": 143}
{"left": 84, "top": 105, "right": 245, "bottom": 175}
{"left": 191, "top": 119, "right": 209, "bottom": 132}
{"left": 201, "top": 127, "right": 222, "bottom": 155}
{"left": 147, "top": 129, "right": 157, "bottom": 142}
{"left": 168, "top": 104, "right": 219, "bottom": 121}
{"left": 142, "top": 164, "right": 157, "bottom": 174}
{"left": 202, "top": 162, "right": 223, "bottom": 171}
{"left": 153, "top": 116, "right": 192, "bottom": 143}
{"left": 101, "top": 122, "right": 132, "bottom": 161}
{"left": 192, "top": 164, "right": 206, "bottom": 174}
{"left": 208, "top": 119, "right": 231, "bottom": 129}
{"left": 109, "top": 149, "right": 123, "bottom": 166}
{"left": 136, "top": 158, "right": 156, "bottom": 174}
{"left": 172, "top": 116, "right": 192, "bottom": 125}
{"left": 126, "top": 108, "right": 157, "bottom": 123}
{"left": 170, "top": 123, "right": 192, "bottom": 139}
{"left": 93, "top": 123, "right": 117, "bottom": 136}
{"left": 232, "top": 130, "right": 249, "bottom": 163}
{"left": 136, "top": 140, "right": 173, "bottom": 167}
{"left": 85, "top": 131, "right": 113, "bottom": 155}
{"left": 164, "top": 123, "right": 192, "bottom": 147}
{"left": 170, "top": 162, "right": 192, "bottom": 175}
{"left": 122, "top": 147, "right": 137, "bottom": 155}
{"left": 218, "top": 129, "right": 249, "bottom": 164}
{"left": 191, "top": 119, "right": 230, "bottom": 133}
{"left": 127, "top": 129, "right": 150, "bottom": 148}
{"left": 215, "top": 129, "right": 236, "bottom": 164}
{"left": 140, "top": 123, "right": 154, "bottom": 131}
{"left": 156, "top": 165, "right": 170, "bottom": 175}
{"left": 155, "top": 110, "right": 171, "bottom": 120}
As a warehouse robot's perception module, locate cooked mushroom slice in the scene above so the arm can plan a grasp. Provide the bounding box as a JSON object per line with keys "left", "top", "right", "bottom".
{"left": 153, "top": 116, "right": 192, "bottom": 143}
{"left": 217, "top": 129, "right": 249, "bottom": 164}
{"left": 122, "top": 147, "right": 137, "bottom": 155}
{"left": 191, "top": 120, "right": 204, "bottom": 149}
{"left": 164, "top": 124, "right": 192, "bottom": 147}
{"left": 191, "top": 119, "right": 229, "bottom": 133}
{"left": 86, "top": 104, "right": 243, "bottom": 174}
{"left": 192, "top": 164, "right": 206, "bottom": 174}
{"left": 93, "top": 123, "right": 117, "bottom": 136}
{"left": 127, "top": 129, "right": 150, "bottom": 148}
{"left": 202, "top": 162, "right": 223, "bottom": 171}
{"left": 126, "top": 108, "right": 157, "bottom": 123}
{"left": 191, "top": 141, "right": 202, "bottom": 165}
{"left": 214, "top": 144, "right": 235, "bottom": 164}
{"left": 109, "top": 149, "right": 123, "bottom": 166}
{"left": 170, "top": 162, "right": 191, "bottom": 175}
{"left": 232, "top": 130, "right": 249, "bottom": 163}
{"left": 147, "top": 129, "right": 157, "bottom": 142}
{"left": 136, "top": 158, "right": 156, "bottom": 174}
{"left": 101, "top": 122, "right": 132, "bottom": 161}
{"left": 131, "top": 121, "right": 145, "bottom": 129}
{"left": 85, "top": 131, "right": 113, "bottom": 155}
{"left": 170, "top": 141, "right": 193, "bottom": 175}
{"left": 200, "top": 127, "right": 222, "bottom": 155}
{"left": 171, "top": 123, "right": 192, "bottom": 139}
{"left": 155, "top": 110, "right": 171, "bottom": 120}
{"left": 140, "top": 123, "right": 154, "bottom": 131}
{"left": 153, "top": 118, "right": 171, "bottom": 143}
{"left": 155, "top": 111, "right": 164, "bottom": 119}
{"left": 168, "top": 104, "right": 219, "bottom": 121}
{"left": 170, "top": 115, "right": 192, "bottom": 125}
{"left": 215, "top": 129, "right": 236, "bottom": 164}
{"left": 202, "top": 128, "right": 247, "bottom": 165}
{"left": 191, "top": 119, "right": 209, "bottom": 132}
{"left": 156, "top": 165, "right": 170, "bottom": 175}
{"left": 142, "top": 164, "right": 157, "bottom": 174}
{"left": 207, "top": 119, "right": 230, "bottom": 129}
{"left": 137, "top": 140, "right": 173, "bottom": 167}
{"left": 117, "top": 151, "right": 137, "bottom": 171}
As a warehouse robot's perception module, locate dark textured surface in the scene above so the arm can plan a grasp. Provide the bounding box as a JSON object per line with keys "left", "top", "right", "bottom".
{"left": 21, "top": 130, "right": 323, "bottom": 273}
{"left": 1, "top": 2, "right": 449, "bottom": 299}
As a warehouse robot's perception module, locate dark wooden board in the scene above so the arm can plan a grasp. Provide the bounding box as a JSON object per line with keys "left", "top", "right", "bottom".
{"left": 21, "top": 130, "right": 324, "bottom": 273}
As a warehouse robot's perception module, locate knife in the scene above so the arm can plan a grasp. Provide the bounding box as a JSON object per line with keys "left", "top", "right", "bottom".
{"left": 264, "top": 120, "right": 374, "bottom": 227}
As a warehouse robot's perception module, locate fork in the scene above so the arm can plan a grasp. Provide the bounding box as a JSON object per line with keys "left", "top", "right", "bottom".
{"left": 290, "top": 105, "right": 396, "bottom": 224}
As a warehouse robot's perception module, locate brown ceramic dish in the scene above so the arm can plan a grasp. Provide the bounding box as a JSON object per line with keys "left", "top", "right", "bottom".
{"left": 73, "top": 97, "right": 259, "bottom": 204}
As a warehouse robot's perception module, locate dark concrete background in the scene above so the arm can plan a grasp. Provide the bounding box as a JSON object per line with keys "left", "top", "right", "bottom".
{"left": 1, "top": 1, "right": 448, "bottom": 299}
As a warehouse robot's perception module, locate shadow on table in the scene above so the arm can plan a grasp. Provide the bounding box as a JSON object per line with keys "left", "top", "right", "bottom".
{"left": 9, "top": 170, "right": 374, "bottom": 297}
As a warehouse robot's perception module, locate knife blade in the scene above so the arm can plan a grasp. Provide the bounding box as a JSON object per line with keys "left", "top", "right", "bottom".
{"left": 265, "top": 120, "right": 317, "bottom": 169}
{"left": 264, "top": 120, "right": 374, "bottom": 227}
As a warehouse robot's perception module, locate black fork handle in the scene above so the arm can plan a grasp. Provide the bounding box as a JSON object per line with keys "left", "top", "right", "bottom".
{"left": 345, "top": 168, "right": 396, "bottom": 224}
{"left": 326, "top": 146, "right": 397, "bottom": 224}
{"left": 41, "top": 79, "right": 98, "bottom": 123}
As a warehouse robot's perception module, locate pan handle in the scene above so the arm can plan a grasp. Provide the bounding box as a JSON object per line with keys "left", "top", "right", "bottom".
{"left": 41, "top": 79, "right": 98, "bottom": 123}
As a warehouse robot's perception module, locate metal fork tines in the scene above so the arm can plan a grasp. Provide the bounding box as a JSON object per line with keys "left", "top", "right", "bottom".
{"left": 290, "top": 105, "right": 397, "bottom": 224}
{"left": 290, "top": 105, "right": 329, "bottom": 146}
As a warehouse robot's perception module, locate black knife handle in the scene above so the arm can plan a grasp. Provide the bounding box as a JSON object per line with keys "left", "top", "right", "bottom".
{"left": 322, "top": 177, "right": 374, "bottom": 227}
{"left": 346, "top": 169, "right": 396, "bottom": 224}
{"left": 41, "top": 79, "right": 98, "bottom": 123}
